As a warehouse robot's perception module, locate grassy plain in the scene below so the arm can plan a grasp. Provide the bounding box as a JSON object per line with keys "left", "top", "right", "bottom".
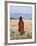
{"left": 10, "top": 19, "right": 32, "bottom": 40}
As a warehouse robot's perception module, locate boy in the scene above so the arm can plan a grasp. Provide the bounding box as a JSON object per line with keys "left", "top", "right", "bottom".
{"left": 18, "top": 16, "right": 24, "bottom": 35}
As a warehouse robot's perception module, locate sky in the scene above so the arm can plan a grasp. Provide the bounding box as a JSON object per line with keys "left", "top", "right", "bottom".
{"left": 10, "top": 6, "right": 32, "bottom": 20}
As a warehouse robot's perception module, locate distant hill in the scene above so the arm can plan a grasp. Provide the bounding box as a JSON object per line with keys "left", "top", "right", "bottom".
{"left": 10, "top": 14, "right": 32, "bottom": 20}
{"left": 10, "top": 17, "right": 32, "bottom": 20}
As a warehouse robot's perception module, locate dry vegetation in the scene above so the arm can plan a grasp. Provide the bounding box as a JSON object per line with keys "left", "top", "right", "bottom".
{"left": 10, "top": 19, "right": 32, "bottom": 40}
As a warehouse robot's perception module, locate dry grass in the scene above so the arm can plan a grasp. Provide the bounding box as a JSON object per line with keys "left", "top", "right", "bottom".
{"left": 10, "top": 19, "right": 32, "bottom": 40}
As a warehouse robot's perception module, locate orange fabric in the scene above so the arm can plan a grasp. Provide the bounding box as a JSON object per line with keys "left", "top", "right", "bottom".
{"left": 18, "top": 20, "right": 24, "bottom": 32}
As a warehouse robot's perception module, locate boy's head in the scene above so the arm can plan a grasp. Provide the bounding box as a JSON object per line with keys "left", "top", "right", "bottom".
{"left": 19, "top": 16, "right": 22, "bottom": 20}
